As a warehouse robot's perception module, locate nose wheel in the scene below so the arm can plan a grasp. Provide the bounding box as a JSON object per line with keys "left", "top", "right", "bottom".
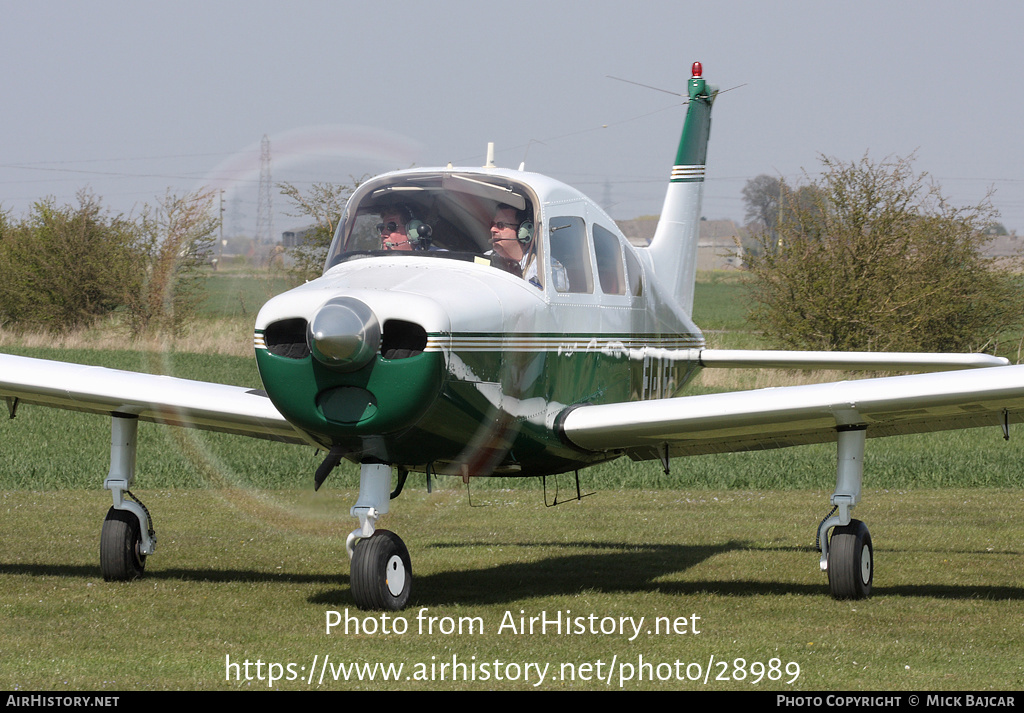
{"left": 350, "top": 530, "right": 412, "bottom": 610}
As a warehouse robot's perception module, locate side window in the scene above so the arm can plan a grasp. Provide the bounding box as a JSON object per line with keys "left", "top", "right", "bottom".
{"left": 623, "top": 243, "right": 643, "bottom": 296}
{"left": 593, "top": 224, "right": 626, "bottom": 295}
{"left": 548, "top": 216, "right": 593, "bottom": 293}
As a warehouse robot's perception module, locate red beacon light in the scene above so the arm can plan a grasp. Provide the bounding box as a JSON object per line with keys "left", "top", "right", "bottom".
{"left": 692, "top": 61, "right": 702, "bottom": 78}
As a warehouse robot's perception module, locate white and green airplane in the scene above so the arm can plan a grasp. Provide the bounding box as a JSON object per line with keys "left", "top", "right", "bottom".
{"left": 3, "top": 63, "right": 1023, "bottom": 610}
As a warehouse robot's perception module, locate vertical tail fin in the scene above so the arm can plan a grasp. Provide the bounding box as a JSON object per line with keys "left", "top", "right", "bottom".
{"left": 646, "top": 62, "right": 716, "bottom": 316}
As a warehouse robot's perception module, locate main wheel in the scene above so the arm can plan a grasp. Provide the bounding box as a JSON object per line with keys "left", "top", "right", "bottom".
{"left": 100, "top": 507, "right": 146, "bottom": 581}
{"left": 827, "top": 519, "right": 872, "bottom": 599}
{"left": 350, "top": 530, "right": 411, "bottom": 610}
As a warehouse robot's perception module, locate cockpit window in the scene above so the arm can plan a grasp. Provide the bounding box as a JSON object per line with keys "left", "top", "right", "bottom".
{"left": 324, "top": 173, "right": 540, "bottom": 278}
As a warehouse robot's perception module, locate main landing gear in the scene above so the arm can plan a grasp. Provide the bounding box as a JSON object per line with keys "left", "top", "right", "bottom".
{"left": 90, "top": 419, "right": 874, "bottom": 605}
{"left": 100, "top": 415, "right": 156, "bottom": 581}
{"left": 346, "top": 463, "right": 412, "bottom": 610}
{"left": 93, "top": 416, "right": 410, "bottom": 608}
{"left": 817, "top": 425, "right": 873, "bottom": 599}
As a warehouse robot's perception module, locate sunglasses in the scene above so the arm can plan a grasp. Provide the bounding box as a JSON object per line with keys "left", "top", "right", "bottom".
{"left": 490, "top": 221, "right": 520, "bottom": 231}
{"left": 376, "top": 221, "right": 403, "bottom": 235}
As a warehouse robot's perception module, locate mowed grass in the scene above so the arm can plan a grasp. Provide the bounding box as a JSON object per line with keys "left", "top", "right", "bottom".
{"left": 2, "top": 488, "right": 1023, "bottom": 690}
{"left": 1, "top": 270, "right": 1022, "bottom": 690}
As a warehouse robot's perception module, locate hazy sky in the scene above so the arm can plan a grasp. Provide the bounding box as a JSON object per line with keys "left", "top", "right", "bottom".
{"left": 3, "top": 1, "right": 1022, "bottom": 236}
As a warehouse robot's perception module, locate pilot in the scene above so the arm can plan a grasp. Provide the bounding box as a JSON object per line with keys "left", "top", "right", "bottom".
{"left": 489, "top": 204, "right": 567, "bottom": 290}
{"left": 378, "top": 205, "right": 434, "bottom": 251}
{"left": 490, "top": 204, "right": 537, "bottom": 281}
{"left": 378, "top": 206, "right": 414, "bottom": 251}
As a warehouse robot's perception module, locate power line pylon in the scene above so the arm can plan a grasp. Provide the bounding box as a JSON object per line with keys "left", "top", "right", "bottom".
{"left": 255, "top": 134, "right": 273, "bottom": 245}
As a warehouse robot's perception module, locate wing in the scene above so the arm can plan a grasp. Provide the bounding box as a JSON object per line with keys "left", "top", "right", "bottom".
{"left": 559, "top": 364, "right": 1024, "bottom": 459}
{"left": 0, "top": 353, "right": 315, "bottom": 446}
{"left": 696, "top": 348, "right": 1008, "bottom": 371}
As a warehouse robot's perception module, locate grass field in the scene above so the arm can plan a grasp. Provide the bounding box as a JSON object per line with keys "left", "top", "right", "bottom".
{"left": 2, "top": 487, "right": 1022, "bottom": 691}
{"left": 1, "top": 270, "right": 1022, "bottom": 691}
{"left": 2, "top": 488, "right": 1021, "bottom": 690}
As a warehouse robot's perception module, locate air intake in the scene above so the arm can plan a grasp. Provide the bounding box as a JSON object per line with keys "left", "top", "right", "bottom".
{"left": 381, "top": 320, "right": 427, "bottom": 359}
{"left": 264, "top": 318, "right": 310, "bottom": 359}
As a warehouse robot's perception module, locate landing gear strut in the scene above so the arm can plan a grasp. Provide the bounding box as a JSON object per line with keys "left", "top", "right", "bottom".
{"left": 100, "top": 415, "right": 156, "bottom": 580}
{"left": 818, "top": 425, "right": 874, "bottom": 600}
{"left": 346, "top": 463, "right": 412, "bottom": 610}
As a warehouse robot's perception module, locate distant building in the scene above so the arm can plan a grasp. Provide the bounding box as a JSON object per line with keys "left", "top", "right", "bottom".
{"left": 982, "top": 232, "right": 1023, "bottom": 270}
{"left": 982, "top": 232, "right": 1022, "bottom": 257}
{"left": 616, "top": 217, "right": 744, "bottom": 270}
{"left": 282, "top": 225, "right": 316, "bottom": 248}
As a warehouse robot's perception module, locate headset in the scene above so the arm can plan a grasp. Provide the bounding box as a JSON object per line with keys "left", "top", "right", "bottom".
{"left": 380, "top": 203, "right": 433, "bottom": 250}
{"left": 517, "top": 219, "right": 534, "bottom": 244}
{"left": 407, "top": 219, "right": 433, "bottom": 248}
{"left": 494, "top": 203, "right": 534, "bottom": 245}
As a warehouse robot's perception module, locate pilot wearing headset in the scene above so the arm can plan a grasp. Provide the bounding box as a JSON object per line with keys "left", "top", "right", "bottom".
{"left": 489, "top": 203, "right": 536, "bottom": 279}
{"left": 379, "top": 204, "right": 433, "bottom": 251}
{"left": 489, "top": 203, "right": 567, "bottom": 290}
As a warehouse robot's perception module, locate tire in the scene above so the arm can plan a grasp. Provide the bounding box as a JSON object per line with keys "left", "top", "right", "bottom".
{"left": 827, "top": 519, "right": 872, "bottom": 600}
{"left": 350, "top": 530, "right": 411, "bottom": 610}
{"left": 100, "top": 507, "right": 146, "bottom": 581}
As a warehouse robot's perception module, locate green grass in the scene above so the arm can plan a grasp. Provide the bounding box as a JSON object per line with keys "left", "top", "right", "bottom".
{"left": 1, "top": 488, "right": 1021, "bottom": 690}
{"left": 197, "top": 271, "right": 299, "bottom": 320}
{"left": 691, "top": 270, "right": 753, "bottom": 332}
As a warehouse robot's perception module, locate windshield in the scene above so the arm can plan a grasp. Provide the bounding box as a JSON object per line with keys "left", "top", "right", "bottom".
{"left": 324, "top": 172, "right": 540, "bottom": 281}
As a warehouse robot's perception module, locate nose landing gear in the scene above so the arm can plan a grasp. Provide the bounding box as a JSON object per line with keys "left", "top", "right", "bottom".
{"left": 346, "top": 463, "right": 413, "bottom": 611}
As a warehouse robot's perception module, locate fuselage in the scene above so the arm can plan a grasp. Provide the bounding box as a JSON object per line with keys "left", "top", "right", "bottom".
{"left": 253, "top": 167, "right": 705, "bottom": 477}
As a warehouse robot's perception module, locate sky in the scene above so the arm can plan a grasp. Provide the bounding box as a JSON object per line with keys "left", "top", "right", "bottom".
{"left": 2, "top": 1, "right": 1023, "bottom": 237}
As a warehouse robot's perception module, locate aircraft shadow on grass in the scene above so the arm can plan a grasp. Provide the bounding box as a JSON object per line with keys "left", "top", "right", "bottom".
{"left": 308, "top": 539, "right": 1024, "bottom": 605}
{"left": 2, "top": 538, "right": 1021, "bottom": 603}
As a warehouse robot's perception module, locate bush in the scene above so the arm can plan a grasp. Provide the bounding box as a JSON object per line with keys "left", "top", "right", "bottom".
{"left": 0, "top": 191, "right": 141, "bottom": 331}
{"left": 125, "top": 190, "right": 218, "bottom": 336}
{"left": 280, "top": 180, "right": 361, "bottom": 280}
{"left": 745, "top": 155, "right": 1024, "bottom": 355}
{"left": 0, "top": 189, "right": 217, "bottom": 336}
